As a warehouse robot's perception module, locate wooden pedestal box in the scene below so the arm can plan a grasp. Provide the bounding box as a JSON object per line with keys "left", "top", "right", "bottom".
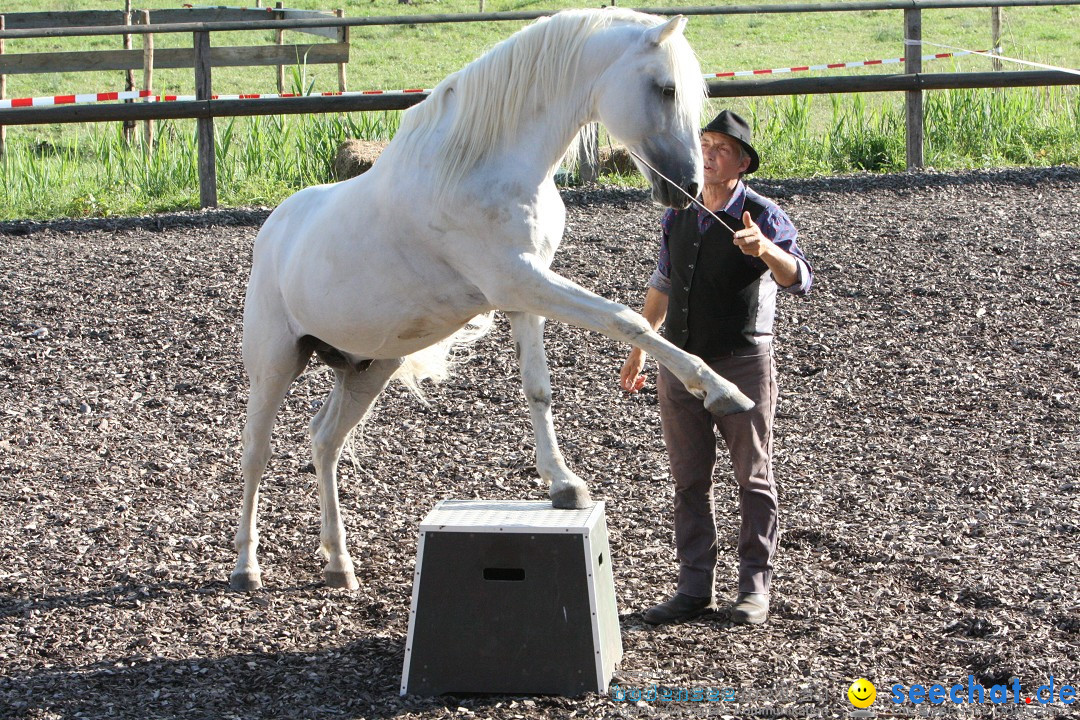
{"left": 401, "top": 500, "right": 622, "bottom": 696}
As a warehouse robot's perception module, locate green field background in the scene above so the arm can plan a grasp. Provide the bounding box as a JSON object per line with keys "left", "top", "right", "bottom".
{"left": 5, "top": 0, "right": 1079, "bottom": 99}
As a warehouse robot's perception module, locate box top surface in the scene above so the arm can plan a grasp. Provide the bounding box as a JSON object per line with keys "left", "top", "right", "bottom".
{"left": 419, "top": 499, "right": 603, "bottom": 533}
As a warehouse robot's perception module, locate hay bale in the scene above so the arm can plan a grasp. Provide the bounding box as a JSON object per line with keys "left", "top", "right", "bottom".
{"left": 333, "top": 139, "right": 388, "bottom": 181}
{"left": 334, "top": 140, "right": 636, "bottom": 182}
{"left": 598, "top": 145, "right": 637, "bottom": 176}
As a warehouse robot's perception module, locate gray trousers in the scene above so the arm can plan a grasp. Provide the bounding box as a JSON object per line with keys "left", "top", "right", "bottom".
{"left": 657, "top": 345, "right": 778, "bottom": 598}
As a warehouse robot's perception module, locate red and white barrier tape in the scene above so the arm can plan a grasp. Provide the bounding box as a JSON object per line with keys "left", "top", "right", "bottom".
{"left": 709, "top": 49, "right": 981, "bottom": 78}
{"left": 0, "top": 87, "right": 432, "bottom": 109}
{"left": 1, "top": 89, "right": 154, "bottom": 108}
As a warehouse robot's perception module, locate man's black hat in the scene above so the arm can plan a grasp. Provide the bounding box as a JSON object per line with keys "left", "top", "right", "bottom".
{"left": 702, "top": 110, "right": 759, "bottom": 174}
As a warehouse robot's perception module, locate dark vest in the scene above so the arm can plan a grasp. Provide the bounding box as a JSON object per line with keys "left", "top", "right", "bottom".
{"left": 664, "top": 198, "right": 773, "bottom": 358}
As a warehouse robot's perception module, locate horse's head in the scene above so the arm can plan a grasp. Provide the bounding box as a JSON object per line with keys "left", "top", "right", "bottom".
{"left": 594, "top": 15, "right": 705, "bottom": 209}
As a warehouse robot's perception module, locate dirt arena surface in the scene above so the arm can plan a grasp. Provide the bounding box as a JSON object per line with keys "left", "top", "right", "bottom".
{"left": 2, "top": 167, "right": 1078, "bottom": 719}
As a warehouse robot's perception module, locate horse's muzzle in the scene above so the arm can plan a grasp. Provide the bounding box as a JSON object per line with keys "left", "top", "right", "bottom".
{"left": 630, "top": 144, "right": 702, "bottom": 209}
{"left": 653, "top": 176, "right": 698, "bottom": 209}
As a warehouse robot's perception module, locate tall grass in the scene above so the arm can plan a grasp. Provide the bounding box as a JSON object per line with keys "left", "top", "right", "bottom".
{"left": 743, "top": 85, "right": 1080, "bottom": 179}
{"left": 925, "top": 86, "right": 1080, "bottom": 166}
{"left": 1, "top": 86, "right": 1077, "bottom": 219}
{"left": 0, "top": 109, "right": 401, "bottom": 217}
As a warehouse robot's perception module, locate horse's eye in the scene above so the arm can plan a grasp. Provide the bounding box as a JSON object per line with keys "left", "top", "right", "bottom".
{"left": 661, "top": 86, "right": 676, "bottom": 98}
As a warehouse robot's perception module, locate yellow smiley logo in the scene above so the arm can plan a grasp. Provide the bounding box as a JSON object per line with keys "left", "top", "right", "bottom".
{"left": 848, "top": 678, "right": 876, "bottom": 709}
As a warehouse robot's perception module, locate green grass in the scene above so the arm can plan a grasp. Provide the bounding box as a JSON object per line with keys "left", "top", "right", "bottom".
{"left": 1, "top": 0, "right": 1079, "bottom": 218}
{"left": 0, "top": 110, "right": 403, "bottom": 217}
{"left": 7, "top": 1, "right": 1078, "bottom": 96}
{"left": 744, "top": 85, "right": 1080, "bottom": 176}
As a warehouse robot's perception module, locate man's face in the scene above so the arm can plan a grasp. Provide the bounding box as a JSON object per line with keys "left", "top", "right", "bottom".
{"left": 701, "top": 132, "right": 751, "bottom": 186}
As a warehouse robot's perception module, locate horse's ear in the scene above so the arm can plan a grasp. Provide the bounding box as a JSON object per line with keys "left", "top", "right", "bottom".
{"left": 645, "top": 15, "right": 687, "bottom": 46}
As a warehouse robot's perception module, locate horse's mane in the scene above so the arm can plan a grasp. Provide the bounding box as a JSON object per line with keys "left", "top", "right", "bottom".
{"left": 384, "top": 8, "right": 703, "bottom": 193}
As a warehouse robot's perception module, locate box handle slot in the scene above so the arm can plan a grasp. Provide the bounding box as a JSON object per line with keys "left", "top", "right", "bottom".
{"left": 483, "top": 567, "right": 526, "bottom": 581}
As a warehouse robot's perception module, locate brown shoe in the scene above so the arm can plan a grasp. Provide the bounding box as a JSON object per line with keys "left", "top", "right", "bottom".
{"left": 641, "top": 593, "right": 714, "bottom": 625}
{"left": 728, "top": 592, "right": 769, "bottom": 625}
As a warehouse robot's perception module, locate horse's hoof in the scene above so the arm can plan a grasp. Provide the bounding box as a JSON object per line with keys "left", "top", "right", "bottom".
{"left": 550, "top": 484, "right": 592, "bottom": 510}
{"left": 706, "top": 388, "right": 755, "bottom": 416}
{"left": 230, "top": 571, "right": 263, "bottom": 592}
{"left": 324, "top": 569, "right": 359, "bottom": 590}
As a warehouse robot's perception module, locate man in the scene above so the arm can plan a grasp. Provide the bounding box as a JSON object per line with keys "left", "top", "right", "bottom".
{"left": 619, "top": 110, "right": 812, "bottom": 625}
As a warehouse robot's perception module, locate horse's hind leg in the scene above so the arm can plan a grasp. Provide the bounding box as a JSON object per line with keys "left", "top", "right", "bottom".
{"left": 508, "top": 312, "right": 591, "bottom": 509}
{"left": 230, "top": 337, "right": 311, "bottom": 591}
{"left": 309, "top": 358, "right": 402, "bottom": 589}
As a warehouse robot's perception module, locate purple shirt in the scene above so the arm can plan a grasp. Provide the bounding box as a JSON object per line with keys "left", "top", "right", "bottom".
{"left": 649, "top": 181, "right": 812, "bottom": 296}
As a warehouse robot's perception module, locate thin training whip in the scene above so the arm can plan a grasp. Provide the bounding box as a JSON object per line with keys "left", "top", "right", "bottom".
{"left": 627, "top": 149, "right": 742, "bottom": 233}
{"left": 905, "top": 39, "right": 1080, "bottom": 77}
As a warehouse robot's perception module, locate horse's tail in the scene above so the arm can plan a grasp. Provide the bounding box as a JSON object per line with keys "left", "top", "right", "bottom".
{"left": 392, "top": 312, "right": 495, "bottom": 402}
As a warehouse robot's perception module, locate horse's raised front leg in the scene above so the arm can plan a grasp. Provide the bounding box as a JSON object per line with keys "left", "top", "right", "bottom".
{"left": 309, "top": 357, "right": 402, "bottom": 589}
{"left": 488, "top": 258, "right": 754, "bottom": 416}
{"left": 507, "top": 311, "right": 591, "bottom": 509}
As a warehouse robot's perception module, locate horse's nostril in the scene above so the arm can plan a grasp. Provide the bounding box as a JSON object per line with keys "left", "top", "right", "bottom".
{"left": 685, "top": 182, "right": 699, "bottom": 199}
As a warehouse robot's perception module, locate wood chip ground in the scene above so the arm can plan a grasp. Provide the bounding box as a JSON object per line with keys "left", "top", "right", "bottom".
{"left": 2, "top": 167, "right": 1078, "bottom": 719}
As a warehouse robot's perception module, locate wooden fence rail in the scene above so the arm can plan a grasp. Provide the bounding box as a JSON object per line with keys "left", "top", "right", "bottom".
{"left": 0, "top": 45, "right": 348, "bottom": 75}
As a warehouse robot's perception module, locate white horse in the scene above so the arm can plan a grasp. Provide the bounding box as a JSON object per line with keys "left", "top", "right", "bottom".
{"left": 231, "top": 8, "right": 753, "bottom": 591}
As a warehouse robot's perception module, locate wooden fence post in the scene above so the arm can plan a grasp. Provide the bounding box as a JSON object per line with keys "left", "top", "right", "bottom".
{"left": 577, "top": 123, "right": 599, "bottom": 183}
{"left": 143, "top": 10, "right": 155, "bottom": 153}
{"left": 194, "top": 31, "right": 218, "bottom": 208}
{"left": 905, "top": 8, "right": 924, "bottom": 170}
{"left": 991, "top": 8, "right": 1003, "bottom": 71}
{"left": 0, "top": 16, "right": 6, "bottom": 159}
{"left": 275, "top": 2, "right": 285, "bottom": 94}
{"left": 123, "top": 1, "right": 135, "bottom": 144}
{"left": 337, "top": 8, "right": 348, "bottom": 92}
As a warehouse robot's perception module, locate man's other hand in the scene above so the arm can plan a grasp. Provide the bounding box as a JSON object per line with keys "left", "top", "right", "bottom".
{"left": 620, "top": 348, "right": 648, "bottom": 392}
